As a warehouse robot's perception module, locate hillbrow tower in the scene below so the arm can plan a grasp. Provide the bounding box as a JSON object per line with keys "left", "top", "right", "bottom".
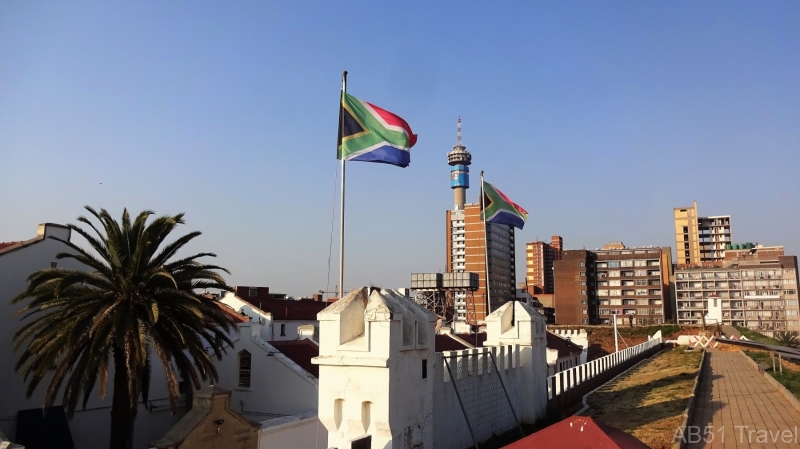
{"left": 444, "top": 118, "right": 516, "bottom": 328}
{"left": 448, "top": 117, "right": 472, "bottom": 210}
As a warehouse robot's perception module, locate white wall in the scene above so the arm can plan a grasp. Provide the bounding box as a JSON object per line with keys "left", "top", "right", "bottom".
{"left": 0, "top": 225, "right": 186, "bottom": 448}
{"left": 216, "top": 322, "right": 318, "bottom": 419}
{"left": 258, "top": 413, "right": 327, "bottom": 449}
{"left": 220, "top": 292, "right": 319, "bottom": 342}
{"left": 314, "top": 290, "right": 548, "bottom": 449}
{"left": 314, "top": 288, "right": 437, "bottom": 449}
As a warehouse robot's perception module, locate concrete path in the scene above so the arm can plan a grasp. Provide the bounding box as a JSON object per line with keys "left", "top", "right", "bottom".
{"left": 687, "top": 351, "right": 800, "bottom": 448}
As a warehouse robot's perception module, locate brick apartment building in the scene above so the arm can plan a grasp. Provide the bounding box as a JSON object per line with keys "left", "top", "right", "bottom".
{"left": 553, "top": 250, "right": 596, "bottom": 325}
{"left": 446, "top": 203, "right": 516, "bottom": 322}
{"left": 553, "top": 245, "right": 674, "bottom": 325}
{"left": 675, "top": 245, "right": 800, "bottom": 335}
{"left": 525, "top": 236, "right": 563, "bottom": 295}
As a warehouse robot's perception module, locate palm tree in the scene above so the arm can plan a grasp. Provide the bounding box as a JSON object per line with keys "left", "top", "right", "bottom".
{"left": 774, "top": 331, "right": 800, "bottom": 349}
{"left": 11, "top": 207, "right": 239, "bottom": 449}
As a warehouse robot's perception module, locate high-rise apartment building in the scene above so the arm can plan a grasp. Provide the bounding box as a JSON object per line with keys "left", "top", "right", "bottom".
{"left": 594, "top": 246, "right": 673, "bottom": 325}
{"left": 444, "top": 119, "right": 515, "bottom": 323}
{"left": 674, "top": 201, "right": 732, "bottom": 265}
{"left": 446, "top": 204, "right": 516, "bottom": 322}
{"left": 553, "top": 250, "right": 595, "bottom": 325}
{"left": 525, "top": 236, "right": 564, "bottom": 295}
{"left": 675, "top": 247, "right": 799, "bottom": 335}
{"left": 553, "top": 244, "right": 673, "bottom": 325}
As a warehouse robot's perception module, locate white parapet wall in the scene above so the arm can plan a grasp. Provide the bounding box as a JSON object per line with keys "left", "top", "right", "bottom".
{"left": 258, "top": 412, "right": 327, "bottom": 449}
{"left": 551, "top": 328, "right": 589, "bottom": 364}
{"left": 313, "top": 291, "right": 549, "bottom": 449}
{"left": 435, "top": 301, "right": 548, "bottom": 448}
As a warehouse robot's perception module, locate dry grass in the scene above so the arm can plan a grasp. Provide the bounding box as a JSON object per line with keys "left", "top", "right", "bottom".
{"left": 584, "top": 347, "right": 703, "bottom": 449}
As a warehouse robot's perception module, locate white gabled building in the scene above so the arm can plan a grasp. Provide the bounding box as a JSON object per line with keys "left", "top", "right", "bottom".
{"left": 0, "top": 224, "right": 187, "bottom": 448}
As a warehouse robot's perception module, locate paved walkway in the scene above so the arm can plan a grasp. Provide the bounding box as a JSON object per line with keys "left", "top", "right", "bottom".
{"left": 687, "top": 351, "right": 800, "bottom": 448}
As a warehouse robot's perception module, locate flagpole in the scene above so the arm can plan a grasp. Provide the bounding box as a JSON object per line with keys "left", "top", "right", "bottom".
{"left": 481, "top": 171, "right": 493, "bottom": 316}
{"left": 338, "top": 71, "right": 347, "bottom": 300}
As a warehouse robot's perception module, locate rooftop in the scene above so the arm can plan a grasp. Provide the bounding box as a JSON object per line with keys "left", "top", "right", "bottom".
{"left": 245, "top": 298, "right": 328, "bottom": 321}
{"left": 268, "top": 339, "right": 320, "bottom": 378}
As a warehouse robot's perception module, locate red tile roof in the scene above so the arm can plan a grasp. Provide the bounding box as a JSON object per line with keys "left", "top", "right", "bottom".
{"left": 546, "top": 331, "right": 583, "bottom": 358}
{"left": 215, "top": 302, "right": 249, "bottom": 323}
{"left": 245, "top": 298, "right": 328, "bottom": 321}
{"left": 502, "top": 416, "right": 649, "bottom": 449}
{"left": 0, "top": 241, "right": 23, "bottom": 253}
{"left": 268, "top": 339, "right": 320, "bottom": 378}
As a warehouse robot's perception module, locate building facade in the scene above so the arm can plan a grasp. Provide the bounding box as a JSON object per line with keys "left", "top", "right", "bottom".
{"left": 673, "top": 201, "right": 732, "bottom": 265}
{"left": 446, "top": 204, "right": 516, "bottom": 322}
{"left": 553, "top": 250, "right": 595, "bottom": 325}
{"left": 594, "top": 246, "right": 673, "bottom": 325}
{"left": 525, "top": 236, "right": 563, "bottom": 295}
{"left": 675, "top": 247, "right": 799, "bottom": 335}
{"left": 553, "top": 245, "right": 673, "bottom": 325}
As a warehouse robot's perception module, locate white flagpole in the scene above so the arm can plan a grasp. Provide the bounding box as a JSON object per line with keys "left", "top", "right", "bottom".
{"left": 338, "top": 71, "right": 347, "bottom": 300}
{"left": 481, "top": 171, "right": 493, "bottom": 316}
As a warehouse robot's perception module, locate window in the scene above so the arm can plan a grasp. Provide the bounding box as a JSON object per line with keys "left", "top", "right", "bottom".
{"left": 581, "top": 290, "right": 587, "bottom": 296}
{"left": 581, "top": 319, "right": 589, "bottom": 324}
{"left": 598, "top": 289, "right": 609, "bottom": 296}
{"left": 609, "top": 280, "right": 621, "bottom": 287}
{"left": 636, "top": 289, "right": 647, "bottom": 296}
{"left": 683, "top": 226, "right": 688, "bottom": 233}
{"left": 785, "top": 290, "right": 797, "bottom": 295}
{"left": 581, "top": 309, "right": 588, "bottom": 315}
{"left": 280, "top": 323, "right": 286, "bottom": 336}
{"left": 579, "top": 262, "right": 585, "bottom": 267}
{"left": 249, "top": 288, "right": 258, "bottom": 298}
{"left": 579, "top": 271, "right": 586, "bottom": 277}
{"left": 238, "top": 350, "right": 252, "bottom": 388}
{"left": 608, "top": 261, "right": 620, "bottom": 268}
{"left": 596, "top": 262, "right": 608, "bottom": 268}
{"left": 609, "top": 270, "right": 620, "bottom": 277}
{"left": 634, "top": 260, "right": 647, "bottom": 267}
{"left": 635, "top": 279, "right": 647, "bottom": 286}
{"left": 422, "top": 359, "right": 427, "bottom": 379}
{"left": 621, "top": 260, "right": 633, "bottom": 267}
{"left": 580, "top": 281, "right": 587, "bottom": 286}
{"left": 581, "top": 300, "right": 588, "bottom": 305}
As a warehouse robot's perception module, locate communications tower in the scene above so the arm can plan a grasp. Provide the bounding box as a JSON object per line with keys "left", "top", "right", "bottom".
{"left": 448, "top": 117, "right": 472, "bottom": 210}
{"left": 446, "top": 118, "right": 478, "bottom": 329}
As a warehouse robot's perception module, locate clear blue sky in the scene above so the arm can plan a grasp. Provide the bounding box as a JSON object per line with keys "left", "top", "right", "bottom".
{"left": 1, "top": 1, "right": 798, "bottom": 296}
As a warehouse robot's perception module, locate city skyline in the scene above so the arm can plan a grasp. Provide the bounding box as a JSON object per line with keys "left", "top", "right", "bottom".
{"left": 1, "top": 1, "right": 798, "bottom": 296}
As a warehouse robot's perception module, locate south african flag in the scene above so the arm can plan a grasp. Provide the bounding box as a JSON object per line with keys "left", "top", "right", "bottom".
{"left": 482, "top": 181, "right": 528, "bottom": 229}
{"left": 337, "top": 92, "right": 417, "bottom": 167}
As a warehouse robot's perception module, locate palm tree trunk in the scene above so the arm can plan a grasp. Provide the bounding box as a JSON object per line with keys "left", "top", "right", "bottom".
{"left": 109, "top": 348, "right": 134, "bottom": 449}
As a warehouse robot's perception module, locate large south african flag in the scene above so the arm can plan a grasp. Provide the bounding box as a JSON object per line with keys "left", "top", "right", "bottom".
{"left": 337, "top": 92, "right": 417, "bottom": 167}
{"left": 481, "top": 181, "right": 528, "bottom": 229}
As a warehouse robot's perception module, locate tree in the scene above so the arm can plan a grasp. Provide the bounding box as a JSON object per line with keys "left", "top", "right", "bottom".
{"left": 774, "top": 331, "right": 800, "bottom": 349}
{"left": 11, "top": 207, "right": 239, "bottom": 449}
